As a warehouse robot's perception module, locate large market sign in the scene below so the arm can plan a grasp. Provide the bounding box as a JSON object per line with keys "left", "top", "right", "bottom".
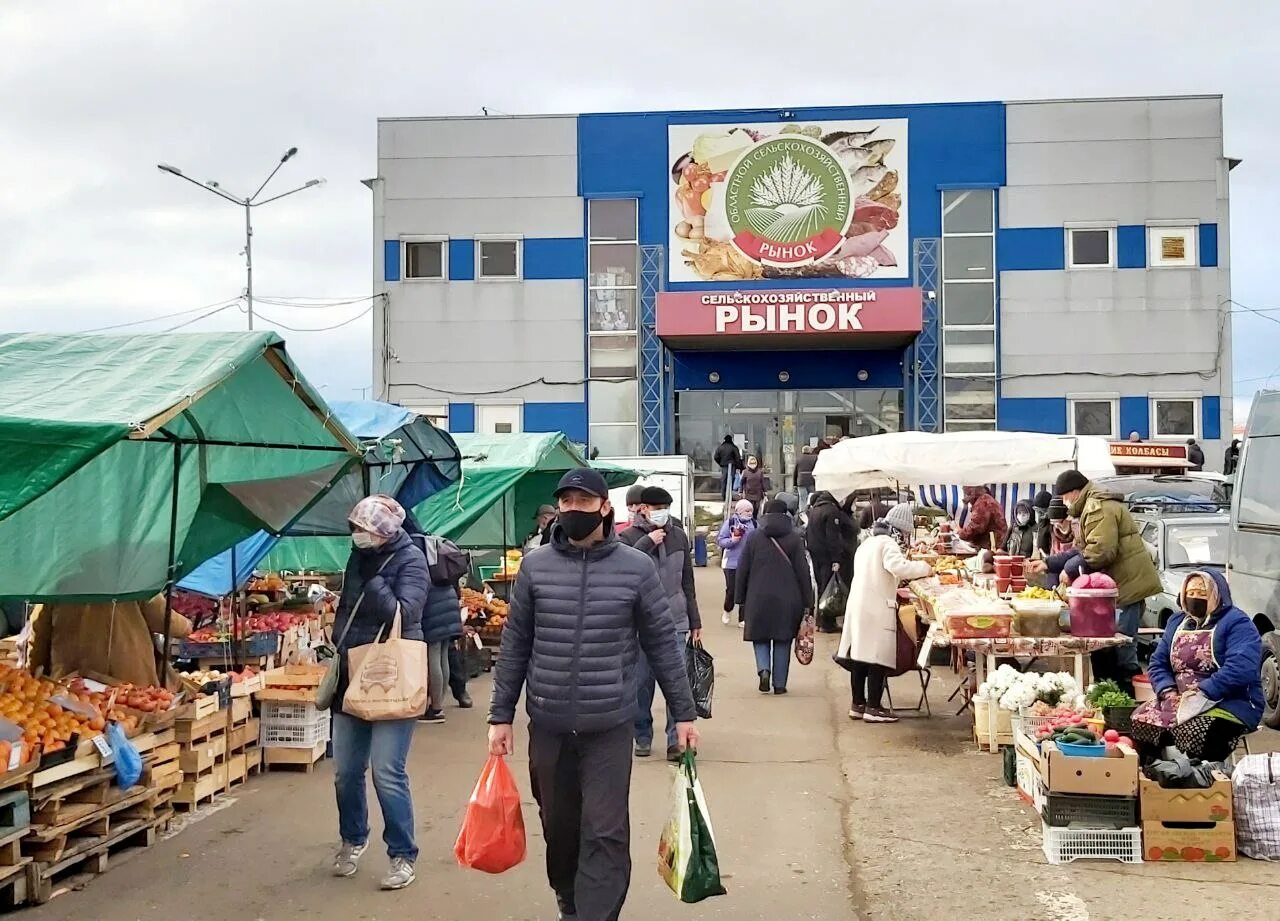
{"left": 655, "top": 288, "right": 922, "bottom": 341}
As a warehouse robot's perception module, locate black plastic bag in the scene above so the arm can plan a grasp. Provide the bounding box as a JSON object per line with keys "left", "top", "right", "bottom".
{"left": 817, "top": 573, "right": 848, "bottom": 623}
{"left": 685, "top": 639, "right": 715, "bottom": 719}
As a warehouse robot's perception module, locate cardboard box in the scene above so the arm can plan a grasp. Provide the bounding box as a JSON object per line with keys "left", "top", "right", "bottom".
{"left": 1143, "top": 821, "right": 1236, "bottom": 862}
{"left": 1037, "top": 741, "right": 1138, "bottom": 796}
{"left": 1140, "top": 772, "right": 1233, "bottom": 824}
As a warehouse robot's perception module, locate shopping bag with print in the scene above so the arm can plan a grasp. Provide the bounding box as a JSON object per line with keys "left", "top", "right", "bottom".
{"left": 455, "top": 754, "right": 527, "bottom": 873}
{"left": 794, "top": 610, "right": 816, "bottom": 666}
{"left": 658, "top": 751, "right": 727, "bottom": 903}
{"left": 685, "top": 638, "right": 715, "bottom": 719}
{"left": 342, "top": 605, "right": 429, "bottom": 721}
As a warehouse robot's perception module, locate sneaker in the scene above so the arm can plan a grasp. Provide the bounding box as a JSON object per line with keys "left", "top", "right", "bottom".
{"left": 332, "top": 842, "right": 367, "bottom": 878}
{"left": 773, "top": 687, "right": 788, "bottom": 695}
{"left": 758, "top": 670, "right": 771, "bottom": 693}
{"left": 418, "top": 708, "right": 446, "bottom": 724}
{"left": 863, "top": 707, "right": 899, "bottom": 724}
{"left": 380, "top": 857, "right": 416, "bottom": 890}
{"left": 634, "top": 741, "right": 652, "bottom": 758}
{"left": 454, "top": 691, "right": 474, "bottom": 709}
{"left": 556, "top": 894, "right": 577, "bottom": 919}
{"left": 721, "top": 610, "right": 732, "bottom": 625}
{"left": 666, "top": 745, "right": 682, "bottom": 763}
{"left": 848, "top": 705, "right": 865, "bottom": 720}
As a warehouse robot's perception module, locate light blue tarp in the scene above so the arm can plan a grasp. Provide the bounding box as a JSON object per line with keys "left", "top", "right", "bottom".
{"left": 178, "top": 401, "right": 460, "bottom": 596}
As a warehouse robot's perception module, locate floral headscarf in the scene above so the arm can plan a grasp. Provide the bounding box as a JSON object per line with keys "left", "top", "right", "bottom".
{"left": 348, "top": 494, "right": 406, "bottom": 539}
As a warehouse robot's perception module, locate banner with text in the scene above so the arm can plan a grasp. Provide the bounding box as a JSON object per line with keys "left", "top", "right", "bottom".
{"left": 656, "top": 288, "right": 923, "bottom": 339}
{"left": 668, "top": 118, "right": 909, "bottom": 283}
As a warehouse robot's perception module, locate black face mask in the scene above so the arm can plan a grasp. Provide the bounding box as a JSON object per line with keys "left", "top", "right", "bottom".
{"left": 558, "top": 509, "right": 603, "bottom": 542}
{"left": 1185, "top": 597, "right": 1209, "bottom": 621}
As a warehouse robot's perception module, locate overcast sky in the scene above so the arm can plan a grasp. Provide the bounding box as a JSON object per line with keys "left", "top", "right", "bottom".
{"left": 1, "top": 1, "right": 1276, "bottom": 423}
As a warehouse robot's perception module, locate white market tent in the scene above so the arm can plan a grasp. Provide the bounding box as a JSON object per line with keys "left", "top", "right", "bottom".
{"left": 813, "top": 431, "right": 1116, "bottom": 519}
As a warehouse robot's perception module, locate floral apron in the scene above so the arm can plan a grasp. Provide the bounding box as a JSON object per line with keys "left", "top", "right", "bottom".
{"left": 1131, "top": 625, "right": 1242, "bottom": 757}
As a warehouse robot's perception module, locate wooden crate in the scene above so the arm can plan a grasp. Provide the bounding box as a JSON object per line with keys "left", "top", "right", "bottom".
{"left": 227, "top": 718, "right": 260, "bottom": 753}
{"left": 263, "top": 739, "right": 327, "bottom": 772}
{"left": 178, "top": 734, "right": 227, "bottom": 775}
{"left": 30, "top": 729, "right": 174, "bottom": 790}
{"left": 174, "top": 694, "right": 220, "bottom": 722}
{"left": 171, "top": 752, "right": 249, "bottom": 811}
{"left": 256, "top": 664, "right": 326, "bottom": 704}
{"left": 24, "top": 812, "right": 168, "bottom": 905}
{"left": 229, "top": 695, "right": 252, "bottom": 724}
{"left": 173, "top": 710, "right": 226, "bottom": 745}
{"left": 0, "top": 826, "right": 30, "bottom": 909}
{"left": 25, "top": 778, "right": 168, "bottom": 866}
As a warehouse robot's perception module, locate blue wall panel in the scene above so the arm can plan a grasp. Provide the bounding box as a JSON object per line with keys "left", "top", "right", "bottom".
{"left": 384, "top": 240, "right": 401, "bottom": 282}
{"left": 448, "top": 403, "right": 475, "bottom": 433}
{"left": 997, "top": 227, "right": 1065, "bottom": 271}
{"left": 524, "top": 401, "right": 588, "bottom": 442}
{"left": 524, "top": 238, "right": 586, "bottom": 280}
{"left": 671, "top": 349, "right": 904, "bottom": 392}
{"left": 1202, "top": 396, "right": 1221, "bottom": 441}
{"left": 1117, "top": 225, "right": 1147, "bottom": 269}
{"left": 1199, "top": 224, "right": 1219, "bottom": 267}
{"left": 1119, "top": 397, "right": 1149, "bottom": 440}
{"left": 998, "top": 397, "right": 1067, "bottom": 434}
{"left": 449, "top": 240, "right": 475, "bottom": 281}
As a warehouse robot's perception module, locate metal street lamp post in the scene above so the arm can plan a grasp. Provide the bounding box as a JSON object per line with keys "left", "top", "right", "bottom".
{"left": 157, "top": 148, "right": 324, "bottom": 330}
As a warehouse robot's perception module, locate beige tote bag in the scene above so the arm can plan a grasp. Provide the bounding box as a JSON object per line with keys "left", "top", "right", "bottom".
{"left": 343, "top": 606, "right": 428, "bottom": 721}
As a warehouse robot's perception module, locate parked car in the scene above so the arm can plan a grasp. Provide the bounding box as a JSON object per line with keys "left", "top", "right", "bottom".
{"left": 1095, "top": 474, "right": 1229, "bottom": 513}
{"left": 1133, "top": 511, "right": 1230, "bottom": 635}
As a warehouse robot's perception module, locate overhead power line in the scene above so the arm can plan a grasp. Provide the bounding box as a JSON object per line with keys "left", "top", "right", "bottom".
{"left": 79, "top": 296, "right": 243, "bottom": 333}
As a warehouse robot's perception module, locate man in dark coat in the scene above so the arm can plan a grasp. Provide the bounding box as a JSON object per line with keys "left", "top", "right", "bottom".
{"left": 794, "top": 445, "right": 819, "bottom": 508}
{"left": 620, "top": 486, "right": 702, "bottom": 761}
{"left": 1224, "top": 439, "right": 1241, "bottom": 475}
{"left": 713, "top": 435, "right": 743, "bottom": 499}
{"left": 1032, "top": 490, "right": 1054, "bottom": 556}
{"left": 805, "top": 491, "right": 857, "bottom": 632}
{"left": 1186, "top": 438, "right": 1205, "bottom": 471}
{"left": 488, "top": 469, "right": 698, "bottom": 921}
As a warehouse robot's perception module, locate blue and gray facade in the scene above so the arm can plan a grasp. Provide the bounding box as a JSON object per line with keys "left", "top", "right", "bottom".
{"left": 372, "top": 96, "right": 1232, "bottom": 495}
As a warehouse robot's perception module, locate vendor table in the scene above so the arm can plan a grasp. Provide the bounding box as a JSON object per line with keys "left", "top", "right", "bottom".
{"left": 929, "top": 629, "right": 1131, "bottom": 690}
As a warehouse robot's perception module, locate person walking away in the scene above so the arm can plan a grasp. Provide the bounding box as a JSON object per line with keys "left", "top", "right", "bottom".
{"left": 1224, "top": 438, "right": 1241, "bottom": 475}
{"left": 1052, "top": 470, "right": 1161, "bottom": 687}
{"left": 836, "top": 504, "right": 932, "bottom": 723}
{"left": 527, "top": 504, "right": 558, "bottom": 551}
{"left": 620, "top": 486, "right": 702, "bottom": 760}
{"left": 806, "top": 491, "right": 857, "bottom": 632}
{"left": 418, "top": 573, "right": 464, "bottom": 724}
{"left": 1003, "top": 498, "right": 1037, "bottom": 557}
{"left": 1186, "top": 438, "right": 1205, "bottom": 472}
{"left": 331, "top": 495, "right": 429, "bottom": 890}
{"left": 958, "top": 485, "right": 1008, "bottom": 551}
{"left": 1130, "top": 570, "right": 1262, "bottom": 760}
{"left": 1032, "top": 490, "right": 1053, "bottom": 556}
{"left": 794, "top": 445, "right": 819, "bottom": 509}
{"left": 713, "top": 435, "right": 743, "bottom": 501}
{"left": 716, "top": 499, "right": 757, "bottom": 626}
{"left": 739, "top": 455, "right": 770, "bottom": 517}
{"left": 734, "top": 499, "right": 814, "bottom": 695}
{"left": 488, "top": 468, "right": 698, "bottom": 921}
{"left": 615, "top": 484, "right": 646, "bottom": 535}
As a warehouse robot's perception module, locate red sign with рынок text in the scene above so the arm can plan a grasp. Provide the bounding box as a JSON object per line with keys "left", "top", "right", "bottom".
{"left": 655, "top": 288, "right": 923, "bottom": 339}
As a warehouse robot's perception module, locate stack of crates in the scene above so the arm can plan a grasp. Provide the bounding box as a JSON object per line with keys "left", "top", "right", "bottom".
{"left": 260, "top": 700, "right": 330, "bottom": 749}
{"left": 255, "top": 665, "right": 329, "bottom": 771}
{"left": 1036, "top": 740, "right": 1142, "bottom": 864}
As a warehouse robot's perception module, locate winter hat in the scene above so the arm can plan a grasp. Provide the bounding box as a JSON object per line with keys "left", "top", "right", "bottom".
{"left": 349, "top": 494, "right": 406, "bottom": 538}
{"left": 639, "top": 486, "right": 674, "bottom": 506}
{"left": 1053, "top": 469, "right": 1089, "bottom": 496}
{"left": 625, "top": 484, "right": 646, "bottom": 506}
{"left": 1033, "top": 490, "right": 1053, "bottom": 510}
{"left": 734, "top": 499, "right": 755, "bottom": 518}
{"left": 763, "top": 499, "right": 789, "bottom": 515}
{"left": 1047, "top": 497, "right": 1069, "bottom": 521}
{"left": 884, "top": 503, "right": 915, "bottom": 535}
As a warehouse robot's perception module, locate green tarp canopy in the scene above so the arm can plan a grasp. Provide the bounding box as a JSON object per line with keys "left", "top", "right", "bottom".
{"left": 262, "top": 432, "right": 638, "bottom": 570}
{"left": 0, "top": 332, "right": 361, "bottom": 601}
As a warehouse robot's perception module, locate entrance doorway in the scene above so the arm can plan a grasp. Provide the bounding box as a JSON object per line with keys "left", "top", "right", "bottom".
{"left": 675, "top": 389, "right": 903, "bottom": 500}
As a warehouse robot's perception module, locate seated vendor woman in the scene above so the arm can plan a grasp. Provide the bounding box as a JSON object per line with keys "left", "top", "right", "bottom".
{"left": 1130, "top": 570, "right": 1263, "bottom": 761}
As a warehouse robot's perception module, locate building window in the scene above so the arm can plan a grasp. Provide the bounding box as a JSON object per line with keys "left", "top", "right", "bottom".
{"left": 1069, "top": 397, "right": 1118, "bottom": 439}
{"left": 477, "top": 239, "right": 521, "bottom": 279}
{"left": 1151, "top": 395, "right": 1200, "bottom": 440}
{"left": 476, "top": 403, "right": 522, "bottom": 435}
{"left": 1148, "top": 225, "right": 1198, "bottom": 268}
{"left": 941, "top": 189, "right": 997, "bottom": 432}
{"left": 588, "top": 199, "right": 640, "bottom": 454}
{"left": 402, "top": 237, "right": 446, "bottom": 280}
{"left": 1067, "top": 227, "right": 1115, "bottom": 269}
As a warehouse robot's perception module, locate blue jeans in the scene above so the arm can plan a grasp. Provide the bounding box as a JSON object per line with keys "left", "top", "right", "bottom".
{"left": 635, "top": 630, "right": 687, "bottom": 749}
{"left": 1116, "top": 601, "right": 1142, "bottom": 672}
{"left": 332, "top": 712, "right": 418, "bottom": 862}
{"left": 754, "top": 640, "right": 792, "bottom": 690}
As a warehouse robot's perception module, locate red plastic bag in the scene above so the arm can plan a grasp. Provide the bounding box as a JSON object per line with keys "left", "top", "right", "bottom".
{"left": 454, "top": 754, "right": 527, "bottom": 873}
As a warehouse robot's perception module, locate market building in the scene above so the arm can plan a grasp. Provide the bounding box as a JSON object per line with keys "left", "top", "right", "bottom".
{"left": 369, "top": 95, "right": 1233, "bottom": 497}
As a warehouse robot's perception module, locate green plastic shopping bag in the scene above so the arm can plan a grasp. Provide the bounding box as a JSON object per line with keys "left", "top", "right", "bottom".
{"left": 657, "top": 750, "right": 727, "bottom": 903}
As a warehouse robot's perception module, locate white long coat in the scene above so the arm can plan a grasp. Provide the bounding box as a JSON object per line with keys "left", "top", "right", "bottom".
{"left": 837, "top": 535, "right": 933, "bottom": 668}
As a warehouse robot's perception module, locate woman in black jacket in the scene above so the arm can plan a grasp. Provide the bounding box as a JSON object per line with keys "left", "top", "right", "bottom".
{"left": 736, "top": 500, "right": 815, "bottom": 695}
{"left": 331, "top": 495, "right": 429, "bottom": 891}
{"left": 1003, "top": 498, "right": 1038, "bottom": 557}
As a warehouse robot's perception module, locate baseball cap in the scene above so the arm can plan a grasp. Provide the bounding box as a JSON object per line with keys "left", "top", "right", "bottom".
{"left": 553, "top": 468, "right": 610, "bottom": 499}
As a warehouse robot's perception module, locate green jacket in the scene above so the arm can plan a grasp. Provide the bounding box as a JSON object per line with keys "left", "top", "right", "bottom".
{"left": 1070, "top": 483, "right": 1162, "bottom": 607}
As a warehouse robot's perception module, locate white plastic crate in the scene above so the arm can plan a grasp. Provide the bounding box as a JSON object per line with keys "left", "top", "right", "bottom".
{"left": 1012, "top": 708, "right": 1056, "bottom": 741}
{"left": 261, "top": 700, "right": 323, "bottom": 726}
{"left": 1041, "top": 825, "right": 1143, "bottom": 864}
{"left": 261, "top": 713, "right": 330, "bottom": 748}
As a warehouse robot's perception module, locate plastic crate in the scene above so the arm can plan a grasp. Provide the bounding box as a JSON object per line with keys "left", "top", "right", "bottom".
{"left": 1015, "top": 750, "right": 1039, "bottom": 806}
{"left": 1041, "top": 825, "right": 1143, "bottom": 864}
{"left": 1012, "top": 709, "right": 1056, "bottom": 741}
{"left": 261, "top": 712, "right": 330, "bottom": 748}
{"left": 261, "top": 700, "right": 322, "bottom": 726}
{"left": 1041, "top": 792, "right": 1138, "bottom": 829}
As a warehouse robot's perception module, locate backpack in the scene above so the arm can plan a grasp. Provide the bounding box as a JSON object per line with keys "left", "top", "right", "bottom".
{"left": 412, "top": 534, "right": 470, "bottom": 587}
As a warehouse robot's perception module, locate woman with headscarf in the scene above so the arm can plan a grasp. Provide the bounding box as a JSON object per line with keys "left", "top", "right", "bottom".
{"left": 1130, "top": 570, "right": 1263, "bottom": 761}
{"left": 1003, "top": 498, "right": 1037, "bottom": 557}
{"left": 330, "top": 495, "right": 429, "bottom": 890}
{"left": 836, "top": 504, "right": 932, "bottom": 724}
{"left": 716, "top": 499, "right": 757, "bottom": 626}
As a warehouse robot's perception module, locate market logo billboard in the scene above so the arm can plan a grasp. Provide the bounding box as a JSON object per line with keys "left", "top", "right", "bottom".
{"left": 669, "top": 118, "right": 908, "bottom": 283}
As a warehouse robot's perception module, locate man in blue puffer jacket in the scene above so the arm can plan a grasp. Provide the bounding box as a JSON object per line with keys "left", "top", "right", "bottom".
{"left": 489, "top": 469, "right": 699, "bottom": 921}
